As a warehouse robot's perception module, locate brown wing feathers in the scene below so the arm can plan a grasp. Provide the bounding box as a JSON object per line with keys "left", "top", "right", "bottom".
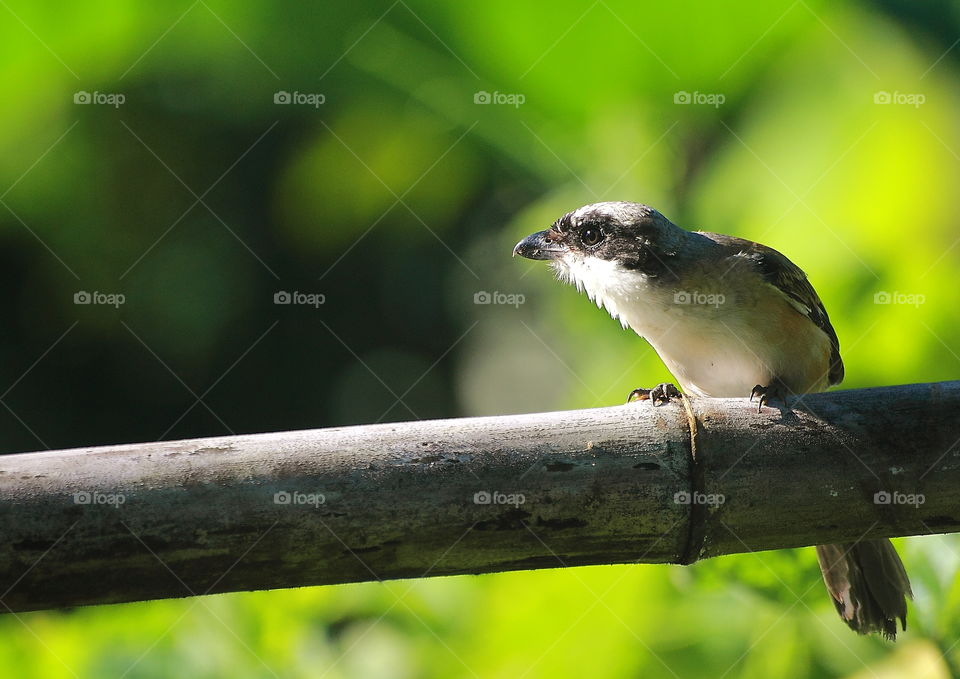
{"left": 700, "top": 232, "right": 844, "bottom": 387}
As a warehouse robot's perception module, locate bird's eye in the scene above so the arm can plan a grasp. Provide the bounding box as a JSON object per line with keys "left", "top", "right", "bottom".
{"left": 581, "top": 227, "right": 604, "bottom": 247}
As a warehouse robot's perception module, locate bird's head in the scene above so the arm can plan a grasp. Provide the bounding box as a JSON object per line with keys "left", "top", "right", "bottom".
{"left": 513, "top": 202, "right": 687, "bottom": 302}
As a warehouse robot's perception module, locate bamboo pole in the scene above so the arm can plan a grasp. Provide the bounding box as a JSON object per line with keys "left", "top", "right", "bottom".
{"left": 1, "top": 381, "right": 958, "bottom": 613}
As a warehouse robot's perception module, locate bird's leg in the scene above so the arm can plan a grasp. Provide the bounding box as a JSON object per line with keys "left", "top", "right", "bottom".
{"left": 749, "top": 378, "right": 790, "bottom": 413}
{"left": 627, "top": 383, "right": 681, "bottom": 407}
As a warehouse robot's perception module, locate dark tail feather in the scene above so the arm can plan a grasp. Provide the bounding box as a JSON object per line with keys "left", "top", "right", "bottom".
{"left": 816, "top": 539, "right": 912, "bottom": 641}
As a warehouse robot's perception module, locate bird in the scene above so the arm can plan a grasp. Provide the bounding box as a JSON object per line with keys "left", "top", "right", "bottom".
{"left": 513, "top": 200, "right": 912, "bottom": 640}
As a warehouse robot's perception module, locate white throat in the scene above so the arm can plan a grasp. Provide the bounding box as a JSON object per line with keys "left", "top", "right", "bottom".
{"left": 552, "top": 257, "right": 668, "bottom": 333}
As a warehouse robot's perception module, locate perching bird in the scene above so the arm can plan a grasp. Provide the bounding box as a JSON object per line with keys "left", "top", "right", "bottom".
{"left": 513, "top": 200, "right": 912, "bottom": 640}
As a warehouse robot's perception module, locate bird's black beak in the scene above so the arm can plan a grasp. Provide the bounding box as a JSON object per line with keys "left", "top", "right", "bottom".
{"left": 512, "top": 229, "right": 566, "bottom": 260}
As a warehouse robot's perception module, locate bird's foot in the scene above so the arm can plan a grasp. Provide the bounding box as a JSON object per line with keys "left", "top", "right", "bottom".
{"left": 749, "top": 379, "right": 790, "bottom": 413}
{"left": 627, "top": 383, "right": 681, "bottom": 407}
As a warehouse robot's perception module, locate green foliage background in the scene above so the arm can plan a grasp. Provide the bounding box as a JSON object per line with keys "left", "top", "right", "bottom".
{"left": 1, "top": 0, "right": 959, "bottom": 676}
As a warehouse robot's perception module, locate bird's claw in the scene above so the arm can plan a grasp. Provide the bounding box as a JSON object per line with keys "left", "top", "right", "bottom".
{"left": 627, "top": 383, "right": 681, "bottom": 407}
{"left": 749, "top": 380, "right": 789, "bottom": 413}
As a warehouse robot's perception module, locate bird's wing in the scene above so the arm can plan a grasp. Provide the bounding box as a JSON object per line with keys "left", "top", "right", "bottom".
{"left": 699, "top": 232, "right": 844, "bottom": 386}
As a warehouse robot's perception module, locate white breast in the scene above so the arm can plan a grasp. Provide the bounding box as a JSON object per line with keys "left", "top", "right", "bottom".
{"left": 555, "top": 257, "right": 832, "bottom": 397}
